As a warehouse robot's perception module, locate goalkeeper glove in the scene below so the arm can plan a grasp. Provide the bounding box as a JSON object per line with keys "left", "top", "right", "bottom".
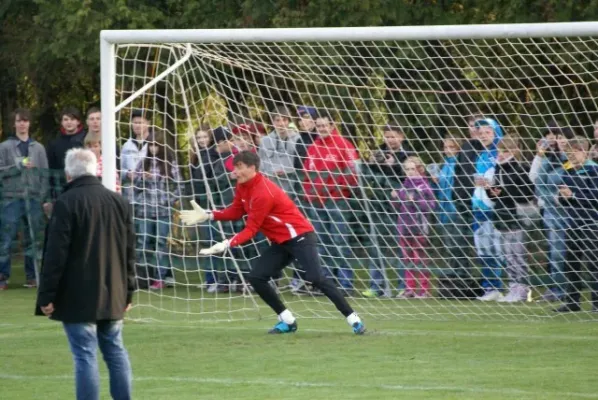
{"left": 199, "top": 239, "right": 230, "bottom": 255}
{"left": 179, "top": 200, "right": 212, "bottom": 225}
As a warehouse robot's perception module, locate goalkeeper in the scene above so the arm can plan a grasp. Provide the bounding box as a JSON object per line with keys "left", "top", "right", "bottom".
{"left": 180, "top": 150, "right": 366, "bottom": 335}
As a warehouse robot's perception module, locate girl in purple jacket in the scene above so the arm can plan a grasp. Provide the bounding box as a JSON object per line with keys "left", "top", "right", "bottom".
{"left": 392, "top": 157, "right": 437, "bottom": 298}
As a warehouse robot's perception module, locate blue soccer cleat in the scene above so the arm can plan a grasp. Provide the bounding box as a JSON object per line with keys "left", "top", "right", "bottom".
{"left": 352, "top": 322, "right": 366, "bottom": 335}
{"left": 268, "top": 321, "right": 298, "bottom": 334}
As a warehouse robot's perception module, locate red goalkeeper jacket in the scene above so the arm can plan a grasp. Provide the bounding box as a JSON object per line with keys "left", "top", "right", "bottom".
{"left": 212, "top": 173, "right": 314, "bottom": 247}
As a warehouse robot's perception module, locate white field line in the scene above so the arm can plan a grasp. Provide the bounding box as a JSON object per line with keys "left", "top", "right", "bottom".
{"left": 0, "top": 321, "right": 597, "bottom": 341}
{"left": 0, "top": 373, "right": 597, "bottom": 398}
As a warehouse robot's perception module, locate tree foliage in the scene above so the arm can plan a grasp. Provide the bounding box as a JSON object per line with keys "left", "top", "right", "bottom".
{"left": 1, "top": 0, "right": 598, "bottom": 144}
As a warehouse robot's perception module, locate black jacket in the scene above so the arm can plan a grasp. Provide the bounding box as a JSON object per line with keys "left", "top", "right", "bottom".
{"left": 487, "top": 158, "right": 535, "bottom": 230}
{"left": 46, "top": 128, "right": 87, "bottom": 199}
{"left": 294, "top": 129, "right": 317, "bottom": 170}
{"left": 367, "top": 143, "right": 413, "bottom": 182}
{"left": 36, "top": 175, "right": 136, "bottom": 323}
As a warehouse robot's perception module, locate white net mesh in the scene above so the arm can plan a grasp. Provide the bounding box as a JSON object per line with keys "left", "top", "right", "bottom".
{"left": 111, "top": 35, "right": 598, "bottom": 323}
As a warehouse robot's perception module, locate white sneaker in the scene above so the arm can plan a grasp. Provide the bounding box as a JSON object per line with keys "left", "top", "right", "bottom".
{"left": 497, "top": 284, "right": 517, "bottom": 303}
{"left": 164, "top": 277, "right": 175, "bottom": 287}
{"left": 206, "top": 283, "right": 218, "bottom": 294}
{"left": 499, "top": 284, "right": 532, "bottom": 303}
{"left": 476, "top": 289, "right": 503, "bottom": 302}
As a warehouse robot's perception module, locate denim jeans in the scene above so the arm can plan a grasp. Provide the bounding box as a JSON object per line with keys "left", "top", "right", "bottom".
{"left": 197, "top": 222, "right": 228, "bottom": 284}
{"left": 136, "top": 215, "right": 171, "bottom": 280}
{"left": 0, "top": 199, "right": 43, "bottom": 281}
{"left": 365, "top": 211, "right": 405, "bottom": 293}
{"left": 437, "top": 213, "right": 475, "bottom": 277}
{"left": 63, "top": 320, "right": 132, "bottom": 400}
{"left": 543, "top": 209, "right": 567, "bottom": 294}
{"left": 474, "top": 220, "right": 503, "bottom": 290}
{"left": 305, "top": 199, "right": 354, "bottom": 289}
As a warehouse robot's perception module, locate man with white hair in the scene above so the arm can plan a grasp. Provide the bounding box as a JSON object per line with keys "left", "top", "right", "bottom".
{"left": 36, "top": 148, "right": 135, "bottom": 400}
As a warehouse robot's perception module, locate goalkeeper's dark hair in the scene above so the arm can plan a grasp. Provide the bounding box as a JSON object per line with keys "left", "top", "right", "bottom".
{"left": 233, "top": 150, "right": 260, "bottom": 171}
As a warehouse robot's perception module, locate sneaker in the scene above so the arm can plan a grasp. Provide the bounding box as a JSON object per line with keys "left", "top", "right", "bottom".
{"left": 164, "top": 277, "right": 175, "bottom": 287}
{"left": 396, "top": 290, "right": 415, "bottom": 299}
{"left": 268, "top": 320, "right": 298, "bottom": 334}
{"left": 150, "top": 281, "right": 166, "bottom": 290}
{"left": 23, "top": 280, "right": 37, "bottom": 289}
{"left": 0, "top": 281, "right": 7, "bottom": 290}
{"left": 553, "top": 303, "right": 581, "bottom": 313}
{"left": 476, "top": 289, "right": 503, "bottom": 302}
{"left": 362, "top": 288, "right": 382, "bottom": 298}
{"left": 413, "top": 292, "right": 431, "bottom": 299}
{"left": 308, "top": 286, "right": 324, "bottom": 296}
{"left": 352, "top": 322, "right": 366, "bottom": 335}
{"left": 206, "top": 283, "right": 218, "bottom": 294}
{"left": 539, "top": 289, "right": 563, "bottom": 302}
{"left": 497, "top": 284, "right": 521, "bottom": 303}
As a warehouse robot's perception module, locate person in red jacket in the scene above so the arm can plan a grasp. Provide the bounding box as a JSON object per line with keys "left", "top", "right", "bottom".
{"left": 302, "top": 110, "right": 359, "bottom": 291}
{"left": 180, "top": 151, "right": 366, "bottom": 335}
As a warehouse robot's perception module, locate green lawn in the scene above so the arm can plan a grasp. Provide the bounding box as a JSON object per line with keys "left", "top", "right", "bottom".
{"left": 2, "top": 267, "right": 598, "bottom": 400}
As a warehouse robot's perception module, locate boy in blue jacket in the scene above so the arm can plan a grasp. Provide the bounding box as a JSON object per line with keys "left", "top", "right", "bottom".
{"left": 471, "top": 119, "right": 505, "bottom": 301}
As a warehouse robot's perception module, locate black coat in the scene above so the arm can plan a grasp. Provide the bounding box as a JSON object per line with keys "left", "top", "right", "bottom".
{"left": 294, "top": 129, "right": 317, "bottom": 170}
{"left": 36, "top": 175, "right": 136, "bottom": 323}
{"left": 487, "top": 158, "right": 535, "bottom": 230}
{"left": 367, "top": 142, "right": 413, "bottom": 182}
{"left": 46, "top": 128, "right": 87, "bottom": 199}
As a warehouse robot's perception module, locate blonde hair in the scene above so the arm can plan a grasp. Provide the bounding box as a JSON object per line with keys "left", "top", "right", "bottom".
{"left": 84, "top": 132, "right": 101, "bottom": 147}
{"left": 497, "top": 135, "right": 521, "bottom": 160}
{"left": 403, "top": 156, "right": 426, "bottom": 175}
{"left": 444, "top": 135, "right": 463, "bottom": 150}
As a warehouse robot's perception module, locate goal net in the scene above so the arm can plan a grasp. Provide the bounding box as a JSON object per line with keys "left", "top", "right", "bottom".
{"left": 101, "top": 23, "right": 598, "bottom": 323}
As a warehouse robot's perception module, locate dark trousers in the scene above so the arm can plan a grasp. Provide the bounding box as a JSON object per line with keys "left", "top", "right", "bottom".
{"left": 247, "top": 232, "right": 354, "bottom": 317}
{"left": 564, "top": 223, "right": 598, "bottom": 307}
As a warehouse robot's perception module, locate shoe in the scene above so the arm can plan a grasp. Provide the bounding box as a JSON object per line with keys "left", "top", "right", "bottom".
{"left": 539, "top": 289, "right": 563, "bottom": 302}
{"left": 476, "top": 289, "right": 503, "bottom": 302}
{"left": 23, "top": 280, "right": 37, "bottom": 289}
{"left": 206, "top": 283, "right": 218, "bottom": 294}
{"left": 396, "top": 290, "right": 415, "bottom": 299}
{"left": 553, "top": 303, "right": 581, "bottom": 313}
{"left": 0, "top": 281, "right": 7, "bottom": 290}
{"left": 498, "top": 283, "right": 530, "bottom": 303}
{"left": 352, "top": 322, "right": 366, "bottom": 335}
{"left": 362, "top": 288, "right": 381, "bottom": 298}
{"left": 150, "top": 281, "right": 166, "bottom": 290}
{"left": 164, "top": 277, "right": 175, "bottom": 287}
{"left": 413, "top": 292, "right": 431, "bottom": 299}
{"left": 268, "top": 320, "right": 298, "bottom": 334}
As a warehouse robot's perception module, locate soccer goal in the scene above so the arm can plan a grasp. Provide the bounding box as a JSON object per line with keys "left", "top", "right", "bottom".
{"left": 100, "top": 22, "right": 598, "bottom": 323}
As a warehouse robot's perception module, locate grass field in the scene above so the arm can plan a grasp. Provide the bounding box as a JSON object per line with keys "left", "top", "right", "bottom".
{"left": 2, "top": 267, "right": 598, "bottom": 400}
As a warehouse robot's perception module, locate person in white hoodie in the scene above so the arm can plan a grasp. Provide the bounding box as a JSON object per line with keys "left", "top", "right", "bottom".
{"left": 258, "top": 105, "right": 301, "bottom": 195}
{"left": 120, "top": 109, "right": 151, "bottom": 202}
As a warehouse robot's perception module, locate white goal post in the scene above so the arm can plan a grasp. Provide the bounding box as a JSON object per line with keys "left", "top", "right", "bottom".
{"left": 100, "top": 22, "right": 598, "bottom": 323}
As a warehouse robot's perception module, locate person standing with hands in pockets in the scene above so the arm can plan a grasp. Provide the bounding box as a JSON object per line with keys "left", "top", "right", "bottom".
{"left": 36, "top": 148, "right": 136, "bottom": 400}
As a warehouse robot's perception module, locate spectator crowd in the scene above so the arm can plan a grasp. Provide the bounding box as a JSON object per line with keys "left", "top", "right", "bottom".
{"left": 1, "top": 104, "right": 597, "bottom": 313}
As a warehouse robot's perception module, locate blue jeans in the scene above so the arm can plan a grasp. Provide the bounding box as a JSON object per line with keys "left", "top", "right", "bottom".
{"left": 474, "top": 220, "right": 503, "bottom": 290}
{"left": 63, "top": 320, "right": 132, "bottom": 400}
{"left": 136, "top": 216, "right": 171, "bottom": 280}
{"left": 366, "top": 212, "right": 404, "bottom": 293}
{"left": 198, "top": 222, "right": 225, "bottom": 284}
{"left": 305, "top": 200, "right": 354, "bottom": 289}
{"left": 543, "top": 209, "right": 567, "bottom": 295}
{"left": 0, "top": 199, "right": 43, "bottom": 281}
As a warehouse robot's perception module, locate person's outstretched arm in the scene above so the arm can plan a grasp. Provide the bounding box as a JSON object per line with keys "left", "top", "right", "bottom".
{"left": 198, "top": 193, "right": 274, "bottom": 255}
